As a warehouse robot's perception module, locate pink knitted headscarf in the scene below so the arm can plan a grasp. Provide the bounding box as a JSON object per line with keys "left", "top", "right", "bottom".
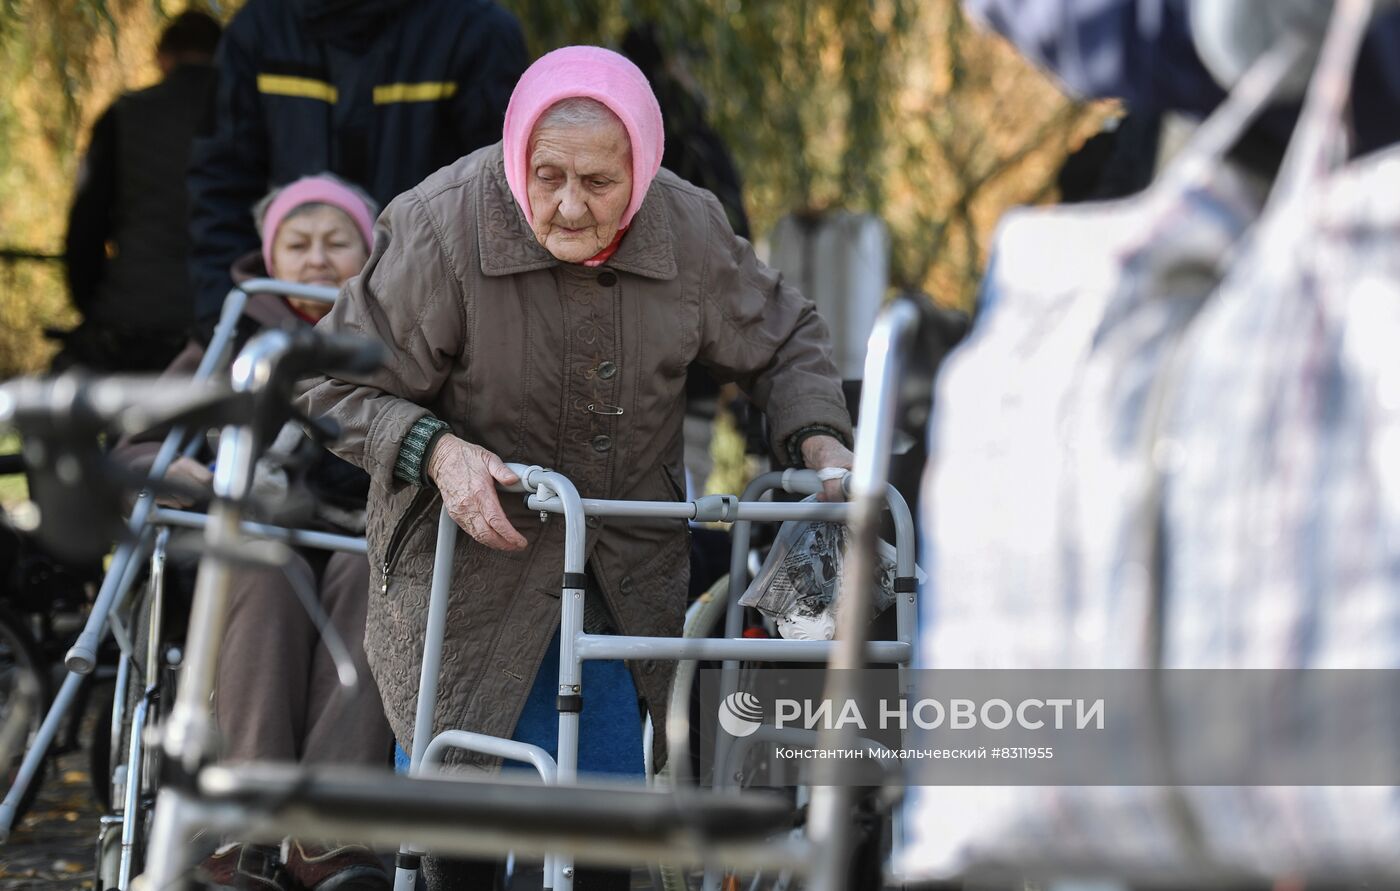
{"left": 503, "top": 46, "right": 665, "bottom": 231}
{"left": 260, "top": 175, "right": 376, "bottom": 275}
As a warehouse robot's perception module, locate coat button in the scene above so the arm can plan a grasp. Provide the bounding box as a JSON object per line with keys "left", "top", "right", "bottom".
{"left": 591, "top": 434, "right": 612, "bottom": 453}
{"left": 596, "top": 360, "right": 617, "bottom": 380}
{"left": 620, "top": 576, "right": 634, "bottom": 595}
{"left": 586, "top": 515, "right": 600, "bottom": 529}
{"left": 597, "top": 270, "right": 618, "bottom": 288}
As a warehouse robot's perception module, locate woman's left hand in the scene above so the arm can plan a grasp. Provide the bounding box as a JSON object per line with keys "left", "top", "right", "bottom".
{"left": 800, "top": 434, "right": 854, "bottom": 502}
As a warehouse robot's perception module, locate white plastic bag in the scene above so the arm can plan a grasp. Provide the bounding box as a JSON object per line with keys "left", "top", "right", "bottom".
{"left": 738, "top": 499, "right": 915, "bottom": 640}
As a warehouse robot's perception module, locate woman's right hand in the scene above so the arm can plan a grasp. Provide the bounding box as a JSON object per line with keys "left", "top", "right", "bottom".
{"left": 426, "top": 434, "right": 528, "bottom": 551}
{"left": 156, "top": 456, "right": 214, "bottom": 508}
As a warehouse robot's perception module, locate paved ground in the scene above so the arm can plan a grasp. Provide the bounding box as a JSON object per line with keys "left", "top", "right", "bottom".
{"left": 2, "top": 742, "right": 101, "bottom": 891}
{"left": 0, "top": 695, "right": 669, "bottom": 891}
{"left": 0, "top": 741, "right": 668, "bottom": 891}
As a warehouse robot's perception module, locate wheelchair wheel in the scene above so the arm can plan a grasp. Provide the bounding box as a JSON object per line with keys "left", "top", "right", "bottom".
{"left": 655, "top": 577, "right": 893, "bottom": 891}
{"left": 95, "top": 815, "right": 122, "bottom": 891}
{"left": 88, "top": 674, "right": 118, "bottom": 810}
{"left": 656, "top": 576, "right": 805, "bottom": 891}
{"left": 119, "top": 589, "right": 165, "bottom": 872}
{"left": 0, "top": 603, "right": 49, "bottom": 825}
{"left": 103, "top": 563, "right": 178, "bottom": 889}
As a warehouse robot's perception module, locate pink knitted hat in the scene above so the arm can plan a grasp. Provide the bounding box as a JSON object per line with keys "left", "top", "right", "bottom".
{"left": 260, "top": 175, "right": 376, "bottom": 275}
{"left": 502, "top": 45, "right": 665, "bottom": 230}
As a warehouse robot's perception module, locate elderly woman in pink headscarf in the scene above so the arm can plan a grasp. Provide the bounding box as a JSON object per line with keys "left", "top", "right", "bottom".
{"left": 117, "top": 174, "right": 395, "bottom": 891}
{"left": 300, "top": 45, "right": 851, "bottom": 886}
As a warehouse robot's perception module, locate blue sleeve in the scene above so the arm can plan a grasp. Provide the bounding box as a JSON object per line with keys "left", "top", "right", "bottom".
{"left": 964, "top": 0, "right": 1400, "bottom": 157}
{"left": 962, "top": 0, "right": 1224, "bottom": 115}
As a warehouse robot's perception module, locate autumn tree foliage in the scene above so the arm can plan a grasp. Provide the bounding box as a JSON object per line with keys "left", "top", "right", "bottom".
{"left": 0, "top": 0, "right": 1102, "bottom": 376}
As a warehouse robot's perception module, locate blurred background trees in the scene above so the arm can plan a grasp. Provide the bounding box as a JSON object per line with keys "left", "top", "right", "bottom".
{"left": 0, "top": 0, "right": 1107, "bottom": 378}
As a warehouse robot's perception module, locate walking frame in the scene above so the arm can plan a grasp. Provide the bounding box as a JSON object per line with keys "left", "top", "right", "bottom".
{"left": 1, "top": 294, "right": 927, "bottom": 891}
{"left": 0, "top": 279, "right": 339, "bottom": 843}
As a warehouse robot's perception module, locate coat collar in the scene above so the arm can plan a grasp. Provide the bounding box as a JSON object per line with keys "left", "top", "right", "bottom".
{"left": 230, "top": 251, "right": 309, "bottom": 328}
{"left": 477, "top": 148, "right": 677, "bottom": 280}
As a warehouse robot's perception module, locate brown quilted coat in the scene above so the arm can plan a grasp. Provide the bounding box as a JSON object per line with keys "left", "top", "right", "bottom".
{"left": 297, "top": 142, "right": 851, "bottom": 769}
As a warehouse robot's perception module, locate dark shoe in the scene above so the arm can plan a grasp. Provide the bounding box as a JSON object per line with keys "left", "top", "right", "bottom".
{"left": 198, "top": 843, "right": 292, "bottom": 891}
{"left": 282, "top": 840, "right": 390, "bottom": 891}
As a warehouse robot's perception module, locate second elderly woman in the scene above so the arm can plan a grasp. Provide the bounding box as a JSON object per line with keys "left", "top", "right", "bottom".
{"left": 299, "top": 46, "right": 854, "bottom": 889}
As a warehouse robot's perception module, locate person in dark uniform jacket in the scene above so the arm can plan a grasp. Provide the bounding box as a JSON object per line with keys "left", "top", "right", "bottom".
{"left": 186, "top": 0, "right": 528, "bottom": 329}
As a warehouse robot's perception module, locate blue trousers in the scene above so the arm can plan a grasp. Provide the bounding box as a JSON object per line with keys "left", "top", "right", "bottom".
{"left": 394, "top": 626, "right": 644, "bottom": 777}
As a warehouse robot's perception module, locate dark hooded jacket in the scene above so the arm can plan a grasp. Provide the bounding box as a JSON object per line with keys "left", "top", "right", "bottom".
{"left": 187, "top": 0, "right": 527, "bottom": 326}
{"left": 63, "top": 63, "right": 217, "bottom": 370}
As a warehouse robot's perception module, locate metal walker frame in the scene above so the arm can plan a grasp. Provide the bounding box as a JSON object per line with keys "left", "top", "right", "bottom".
{"left": 0, "top": 279, "right": 342, "bottom": 864}
{"left": 391, "top": 461, "right": 917, "bottom": 891}
{"left": 3, "top": 294, "right": 927, "bottom": 891}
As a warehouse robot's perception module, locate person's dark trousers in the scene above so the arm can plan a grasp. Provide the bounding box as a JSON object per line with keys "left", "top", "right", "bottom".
{"left": 47, "top": 322, "right": 187, "bottom": 375}
{"left": 688, "top": 525, "right": 732, "bottom": 603}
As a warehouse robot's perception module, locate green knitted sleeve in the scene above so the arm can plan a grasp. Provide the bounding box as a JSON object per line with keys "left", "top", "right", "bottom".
{"left": 392, "top": 416, "right": 450, "bottom": 486}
